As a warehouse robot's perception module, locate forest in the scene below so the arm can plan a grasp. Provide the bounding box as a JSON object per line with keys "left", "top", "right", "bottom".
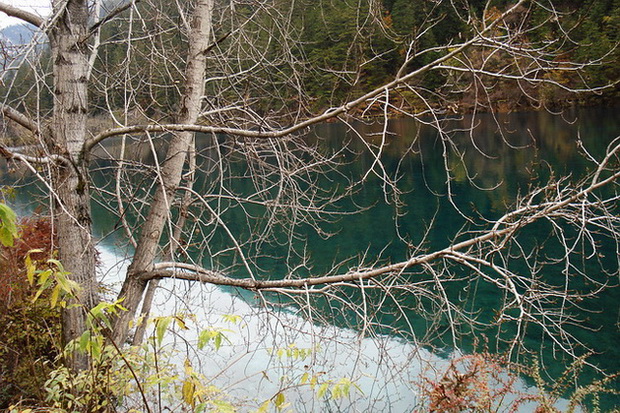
{"left": 2, "top": 0, "right": 618, "bottom": 127}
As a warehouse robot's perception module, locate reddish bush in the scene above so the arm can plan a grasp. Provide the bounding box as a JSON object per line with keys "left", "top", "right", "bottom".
{"left": 418, "top": 353, "right": 522, "bottom": 413}
{"left": 0, "top": 216, "right": 61, "bottom": 408}
{"left": 0, "top": 217, "right": 54, "bottom": 308}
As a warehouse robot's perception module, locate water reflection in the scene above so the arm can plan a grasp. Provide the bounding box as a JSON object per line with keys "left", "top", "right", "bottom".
{"left": 99, "top": 247, "right": 556, "bottom": 412}
{"left": 2, "top": 106, "right": 618, "bottom": 409}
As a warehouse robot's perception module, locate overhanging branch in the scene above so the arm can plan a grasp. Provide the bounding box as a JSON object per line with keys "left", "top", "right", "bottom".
{"left": 0, "top": 145, "right": 70, "bottom": 166}
{"left": 1, "top": 104, "right": 41, "bottom": 136}
{"left": 0, "top": 105, "right": 65, "bottom": 164}
{"left": 0, "top": 2, "right": 44, "bottom": 28}
{"left": 434, "top": 65, "right": 620, "bottom": 94}
{"left": 141, "top": 165, "right": 620, "bottom": 291}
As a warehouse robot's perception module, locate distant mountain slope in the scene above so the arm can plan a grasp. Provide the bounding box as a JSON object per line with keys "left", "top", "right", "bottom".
{"left": 0, "top": 24, "right": 35, "bottom": 45}
{"left": 0, "top": 0, "right": 127, "bottom": 46}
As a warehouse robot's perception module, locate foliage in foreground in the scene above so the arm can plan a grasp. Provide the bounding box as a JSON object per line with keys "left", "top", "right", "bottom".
{"left": 0, "top": 212, "right": 61, "bottom": 409}
{"left": 417, "top": 353, "right": 619, "bottom": 413}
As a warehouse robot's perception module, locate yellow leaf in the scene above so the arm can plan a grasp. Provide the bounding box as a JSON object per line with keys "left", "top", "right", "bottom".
{"left": 256, "top": 400, "right": 270, "bottom": 413}
{"left": 317, "top": 382, "right": 329, "bottom": 399}
{"left": 175, "top": 316, "right": 188, "bottom": 330}
{"left": 300, "top": 372, "right": 309, "bottom": 384}
{"left": 182, "top": 379, "right": 195, "bottom": 407}
{"left": 183, "top": 358, "right": 194, "bottom": 377}
{"left": 274, "top": 392, "right": 285, "bottom": 408}
{"left": 25, "top": 252, "right": 39, "bottom": 285}
{"left": 310, "top": 375, "right": 318, "bottom": 389}
{"left": 50, "top": 284, "right": 61, "bottom": 308}
{"left": 37, "top": 269, "right": 51, "bottom": 286}
{"left": 32, "top": 272, "right": 51, "bottom": 302}
{"left": 155, "top": 316, "right": 172, "bottom": 345}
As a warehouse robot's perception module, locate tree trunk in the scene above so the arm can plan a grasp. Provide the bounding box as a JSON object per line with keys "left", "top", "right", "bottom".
{"left": 49, "top": 0, "right": 97, "bottom": 371}
{"left": 112, "top": 0, "right": 214, "bottom": 345}
{"left": 132, "top": 139, "right": 197, "bottom": 346}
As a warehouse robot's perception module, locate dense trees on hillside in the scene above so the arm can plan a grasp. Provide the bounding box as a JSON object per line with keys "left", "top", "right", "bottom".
{"left": 1, "top": 0, "right": 618, "bottom": 123}
{"left": 97, "top": 0, "right": 620, "bottom": 113}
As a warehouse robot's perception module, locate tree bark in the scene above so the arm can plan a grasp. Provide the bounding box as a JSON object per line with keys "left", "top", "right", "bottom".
{"left": 49, "top": 0, "right": 97, "bottom": 371}
{"left": 132, "top": 138, "right": 197, "bottom": 346}
{"left": 112, "top": 0, "right": 214, "bottom": 345}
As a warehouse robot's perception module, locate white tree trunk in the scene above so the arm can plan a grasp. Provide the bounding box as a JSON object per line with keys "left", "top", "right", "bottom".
{"left": 112, "top": 0, "right": 215, "bottom": 344}
{"left": 49, "top": 0, "right": 97, "bottom": 371}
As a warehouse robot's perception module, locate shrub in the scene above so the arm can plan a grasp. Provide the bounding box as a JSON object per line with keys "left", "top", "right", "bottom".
{"left": 417, "top": 353, "right": 520, "bottom": 412}
{"left": 416, "top": 352, "right": 619, "bottom": 412}
{"left": 0, "top": 216, "right": 61, "bottom": 409}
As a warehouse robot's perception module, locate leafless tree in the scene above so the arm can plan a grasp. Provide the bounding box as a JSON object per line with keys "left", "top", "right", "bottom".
{"left": 0, "top": 0, "right": 618, "bottom": 406}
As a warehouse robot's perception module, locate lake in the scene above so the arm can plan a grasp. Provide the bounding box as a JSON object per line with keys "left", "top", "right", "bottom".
{"left": 3, "top": 105, "right": 619, "bottom": 410}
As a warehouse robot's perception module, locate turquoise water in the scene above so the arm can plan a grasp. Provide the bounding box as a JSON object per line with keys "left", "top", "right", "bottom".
{"left": 3, "top": 106, "right": 619, "bottom": 408}
{"left": 308, "top": 108, "right": 620, "bottom": 407}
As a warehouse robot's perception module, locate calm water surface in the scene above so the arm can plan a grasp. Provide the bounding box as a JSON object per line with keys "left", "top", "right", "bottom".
{"left": 310, "top": 108, "right": 620, "bottom": 407}
{"left": 3, "top": 106, "right": 619, "bottom": 408}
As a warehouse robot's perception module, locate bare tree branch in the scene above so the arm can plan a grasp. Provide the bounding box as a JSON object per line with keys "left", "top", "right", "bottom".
{"left": 142, "top": 159, "right": 620, "bottom": 291}
{"left": 87, "top": 0, "right": 140, "bottom": 36}
{"left": 0, "top": 144, "right": 70, "bottom": 165}
{"left": 84, "top": 2, "right": 532, "bottom": 152}
{"left": 0, "top": 104, "right": 41, "bottom": 136}
{"left": 0, "top": 2, "right": 45, "bottom": 28}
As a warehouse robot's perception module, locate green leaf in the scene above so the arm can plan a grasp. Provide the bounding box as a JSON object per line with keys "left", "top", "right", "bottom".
{"left": 79, "top": 330, "right": 91, "bottom": 352}
{"left": 154, "top": 317, "right": 172, "bottom": 346}
{"left": 90, "top": 336, "right": 102, "bottom": 358}
{"left": 211, "top": 400, "right": 236, "bottom": 412}
{"left": 317, "top": 382, "right": 329, "bottom": 399}
{"left": 0, "top": 226, "right": 14, "bottom": 247}
{"left": 274, "top": 392, "right": 285, "bottom": 409}
{"left": 88, "top": 301, "right": 113, "bottom": 329}
{"left": 222, "top": 314, "right": 241, "bottom": 324}
{"left": 198, "top": 329, "right": 211, "bottom": 350}
{"left": 198, "top": 328, "right": 232, "bottom": 350}
{"left": 0, "top": 203, "right": 17, "bottom": 233}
